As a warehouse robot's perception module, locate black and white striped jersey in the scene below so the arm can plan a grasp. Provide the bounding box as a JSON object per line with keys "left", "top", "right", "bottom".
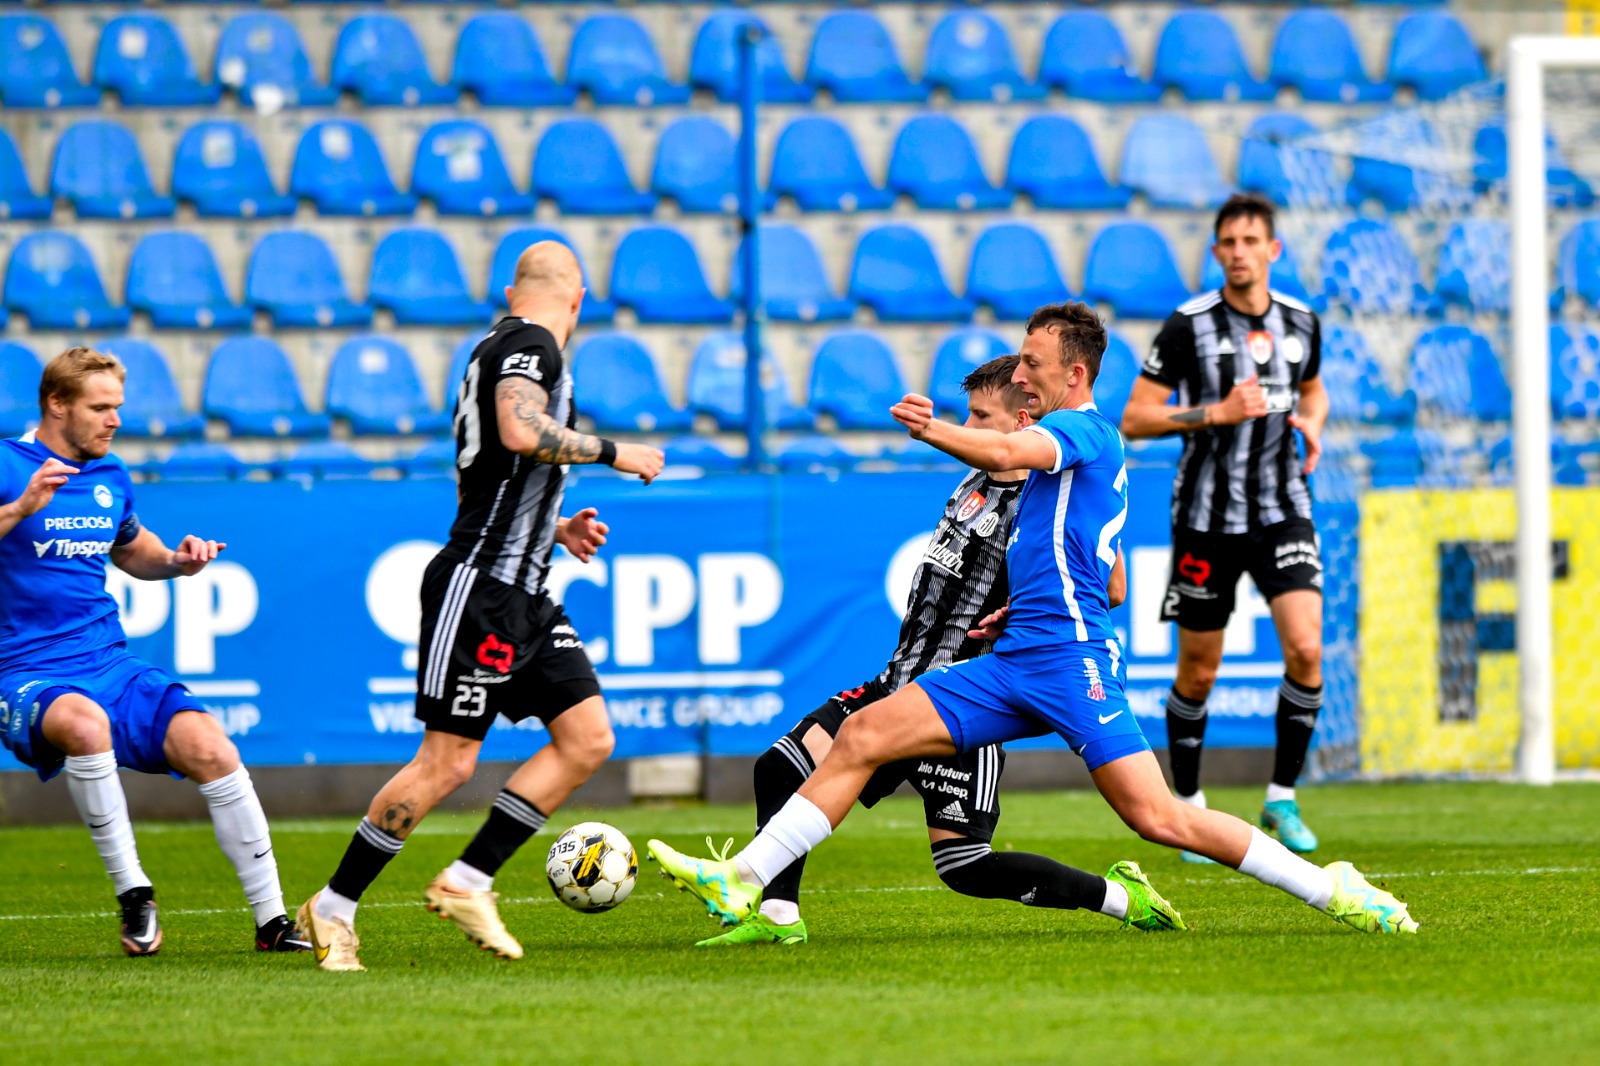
{"left": 437, "top": 316, "right": 573, "bottom": 596}
{"left": 877, "top": 469, "right": 1024, "bottom": 691}
{"left": 1143, "top": 289, "right": 1322, "bottom": 535}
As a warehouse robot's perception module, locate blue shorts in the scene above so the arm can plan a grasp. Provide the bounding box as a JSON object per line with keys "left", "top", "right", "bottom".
{"left": 916, "top": 641, "right": 1151, "bottom": 772}
{"left": 0, "top": 648, "right": 202, "bottom": 781}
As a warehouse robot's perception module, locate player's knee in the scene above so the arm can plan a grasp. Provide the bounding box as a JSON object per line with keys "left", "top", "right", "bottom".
{"left": 556, "top": 720, "right": 614, "bottom": 774}
{"left": 1176, "top": 659, "right": 1219, "bottom": 699}
{"left": 1124, "top": 798, "right": 1186, "bottom": 848}
{"left": 1282, "top": 636, "right": 1322, "bottom": 679}
{"left": 40, "top": 696, "right": 111, "bottom": 755}
{"left": 418, "top": 743, "right": 479, "bottom": 793}
{"left": 831, "top": 713, "right": 888, "bottom": 770}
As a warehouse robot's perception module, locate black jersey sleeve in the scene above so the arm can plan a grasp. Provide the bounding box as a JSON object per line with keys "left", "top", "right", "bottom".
{"left": 1142, "top": 312, "right": 1197, "bottom": 389}
{"left": 1301, "top": 315, "right": 1322, "bottom": 382}
{"left": 490, "top": 322, "right": 564, "bottom": 392}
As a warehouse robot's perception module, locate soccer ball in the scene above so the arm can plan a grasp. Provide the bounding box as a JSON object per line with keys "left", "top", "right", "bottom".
{"left": 546, "top": 822, "right": 638, "bottom": 912}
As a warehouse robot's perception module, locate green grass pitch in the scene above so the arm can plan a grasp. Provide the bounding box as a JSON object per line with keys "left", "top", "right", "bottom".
{"left": 1, "top": 782, "right": 1597, "bottom": 1064}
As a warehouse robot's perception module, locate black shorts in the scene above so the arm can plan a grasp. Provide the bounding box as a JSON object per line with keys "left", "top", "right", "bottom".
{"left": 1159, "top": 517, "right": 1323, "bottom": 632}
{"left": 414, "top": 557, "right": 602, "bottom": 741}
{"left": 795, "top": 679, "right": 1004, "bottom": 842}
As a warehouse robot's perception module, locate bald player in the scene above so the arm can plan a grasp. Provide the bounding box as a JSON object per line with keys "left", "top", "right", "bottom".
{"left": 297, "top": 242, "right": 664, "bottom": 971}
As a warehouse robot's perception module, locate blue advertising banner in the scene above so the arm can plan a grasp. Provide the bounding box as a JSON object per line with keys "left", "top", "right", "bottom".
{"left": 5, "top": 467, "right": 1352, "bottom": 772}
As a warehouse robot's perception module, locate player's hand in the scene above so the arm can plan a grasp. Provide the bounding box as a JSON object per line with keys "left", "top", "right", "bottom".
{"left": 1288, "top": 413, "right": 1321, "bottom": 475}
{"left": 890, "top": 394, "right": 936, "bottom": 438}
{"left": 967, "top": 599, "right": 1011, "bottom": 640}
{"left": 14, "top": 458, "right": 78, "bottom": 517}
{"left": 612, "top": 443, "right": 664, "bottom": 485}
{"left": 1213, "top": 375, "right": 1269, "bottom": 425}
{"left": 559, "top": 507, "right": 609, "bottom": 563}
{"left": 172, "top": 535, "right": 225, "bottom": 576}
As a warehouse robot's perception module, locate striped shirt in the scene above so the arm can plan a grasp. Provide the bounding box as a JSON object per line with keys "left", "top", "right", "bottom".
{"left": 1143, "top": 289, "right": 1322, "bottom": 535}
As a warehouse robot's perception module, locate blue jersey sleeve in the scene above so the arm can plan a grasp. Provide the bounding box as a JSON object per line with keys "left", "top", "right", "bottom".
{"left": 1028, "top": 410, "right": 1109, "bottom": 474}
{"left": 112, "top": 463, "right": 142, "bottom": 547}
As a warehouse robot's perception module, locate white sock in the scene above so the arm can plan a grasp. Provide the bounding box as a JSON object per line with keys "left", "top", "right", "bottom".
{"left": 197, "top": 766, "right": 285, "bottom": 927}
{"left": 1099, "top": 879, "right": 1129, "bottom": 920}
{"left": 760, "top": 899, "right": 801, "bottom": 926}
{"left": 446, "top": 859, "right": 494, "bottom": 893}
{"left": 1177, "top": 789, "right": 1208, "bottom": 809}
{"left": 65, "top": 752, "right": 150, "bottom": 896}
{"left": 315, "top": 886, "right": 359, "bottom": 925}
{"left": 1237, "top": 826, "right": 1333, "bottom": 910}
{"left": 1265, "top": 783, "right": 1296, "bottom": 804}
{"left": 735, "top": 794, "right": 833, "bottom": 887}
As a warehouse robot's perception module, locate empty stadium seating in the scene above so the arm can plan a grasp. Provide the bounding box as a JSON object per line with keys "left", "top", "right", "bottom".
{"left": 1, "top": 14, "right": 100, "bottom": 107}
{"left": 1322, "top": 326, "right": 1418, "bottom": 425}
{"left": 369, "top": 229, "right": 492, "bottom": 326}
{"left": 768, "top": 117, "right": 893, "bottom": 212}
{"left": 453, "top": 14, "right": 573, "bottom": 107}
{"left": 1408, "top": 326, "right": 1511, "bottom": 422}
{"left": 533, "top": 119, "right": 657, "bottom": 215}
{"left": 0, "top": 129, "right": 52, "bottom": 219}
{"left": 928, "top": 329, "right": 1010, "bottom": 416}
{"left": 246, "top": 231, "right": 372, "bottom": 328}
{"left": 809, "top": 331, "right": 906, "bottom": 430}
{"left": 5, "top": 233, "right": 130, "bottom": 330}
{"left": 52, "top": 122, "right": 176, "bottom": 219}
{"left": 568, "top": 15, "right": 690, "bottom": 106}
{"left": 204, "top": 337, "right": 331, "bottom": 439}
{"left": 1555, "top": 221, "right": 1600, "bottom": 311}
{"left": 653, "top": 117, "right": 738, "bottom": 214}
{"left": 332, "top": 15, "right": 458, "bottom": 107}
{"left": 1319, "top": 219, "right": 1429, "bottom": 316}
{"left": 326, "top": 336, "right": 450, "bottom": 436}
{"left": 1550, "top": 323, "right": 1600, "bottom": 421}
{"left": 571, "top": 335, "right": 691, "bottom": 433}
{"left": 1093, "top": 333, "right": 1142, "bottom": 426}
{"left": 412, "top": 120, "right": 535, "bottom": 217}
{"left": 1388, "top": 12, "right": 1487, "bottom": 100}
{"left": 924, "top": 12, "right": 1044, "bottom": 102}
{"left": 730, "top": 225, "right": 855, "bottom": 323}
{"left": 1006, "top": 115, "right": 1130, "bottom": 210}
{"left": 1039, "top": 12, "right": 1160, "bottom": 102}
{"left": 1237, "top": 114, "right": 1345, "bottom": 208}
{"left": 1154, "top": 11, "right": 1274, "bottom": 102}
{"left": 98, "top": 338, "right": 204, "bottom": 439}
{"left": 887, "top": 115, "right": 1013, "bottom": 211}
{"left": 1434, "top": 220, "right": 1510, "bottom": 314}
{"left": 172, "top": 121, "right": 296, "bottom": 218}
{"left": 610, "top": 227, "right": 733, "bottom": 324}
{"left": 691, "top": 12, "right": 812, "bottom": 104}
{"left": 849, "top": 225, "right": 974, "bottom": 323}
{"left": 126, "top": 232, "right": 253, "bottom": 330}
{"left": 213, "top": 13, "right": 337, "bottom": 108}
{"left": 0, "top": 343, "right": 42, "bottom": 438}
{"left": 1082, "top": 223, "right": 1191, "bottom": 320}
{"left": 966, "top": 223, "right": 1072, "bottom": 322}
{"left": 686, "top": 333, "right": 812, "bottom": 431}
{"left": 291, "top": 120, "right": 417, "bottom": 216}
{"left": 95, "top": 14, "right": 220, "bottom": 106}
{"left": 1120, "top": 114, "right": 1231, "bottom": 209}
{"left": 1270, "top": 10, "right": 1392, "bottom": 104}
{"left": 807, "top": 13, "right": 927, "bottom": 103}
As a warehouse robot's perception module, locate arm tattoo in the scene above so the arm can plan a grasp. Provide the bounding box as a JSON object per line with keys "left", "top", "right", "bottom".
{"left": 1168, "top": 407, "right": 1209, "bottom": 428}
{"left": 496, "top": 376, "right": 603, "bottom": 464}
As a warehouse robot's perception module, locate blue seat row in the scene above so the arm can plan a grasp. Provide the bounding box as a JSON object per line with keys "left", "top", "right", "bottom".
{"left": 0, "top": 10, "right": 1488, "bottom": 110}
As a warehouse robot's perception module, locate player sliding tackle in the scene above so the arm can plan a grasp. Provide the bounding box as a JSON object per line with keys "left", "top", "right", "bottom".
{"left": 650, "top": 302, "right": 1418, "bottom": 935}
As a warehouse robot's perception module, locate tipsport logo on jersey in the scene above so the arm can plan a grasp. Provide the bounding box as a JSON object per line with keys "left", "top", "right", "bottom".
{"left": 1361, "top": 489, "right": 1600, "bottom": 774}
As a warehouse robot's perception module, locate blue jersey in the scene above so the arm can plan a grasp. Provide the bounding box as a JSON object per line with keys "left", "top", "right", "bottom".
{"left": 996, "top": 404, "right": 1127, "bottom": 650}
{"left": 0, "top": 434, "right": 142, "bottom": 671}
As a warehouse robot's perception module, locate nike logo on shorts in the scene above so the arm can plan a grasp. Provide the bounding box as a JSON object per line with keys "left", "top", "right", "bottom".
{"left": 253, "top": 848, "right": 273, "bottom": 859}
{"left": 1097, "top": 711, "right": 1124, "bottom": 725}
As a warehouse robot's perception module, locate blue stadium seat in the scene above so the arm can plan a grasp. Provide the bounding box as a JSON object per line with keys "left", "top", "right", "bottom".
{"left": 1388, "top": 13, "right": 1486, "bottom": 101}
{"left": 171, "top": 121, "right": 296, "bottom": 218}
{"left": 1556, "top": 220, "right": 1600, "bottom": 311}
{"left": 214, "top": 13, "right": 337, "bottom": 108}
{"left": 1550, "top": 323, "right": 1600, "bottom": 421}
{"left": 291, "top": 120, "right": 417, "bottom": 217}
{"left": 326, "top": 337, "right": 449, "bottom": 436}
{"left": 652, "top": 117, "right": 737, "bottom": 214}
{"left": 809, "top": 330, "right": 906, "bottom": 431}
{"left": 1269, "top": 10, "right": 1392, "bottom": 103}
{"left": 51, "top": 122, "right": 176, "bottom": 219}
{"left": 4, "top": 233, "right": 130, "bottom": 330}
{"left": 452, "top": 14, "right": 573, "bottom": 107}
{"left": 1346, "top": 114, "right": 1474, "bottom": 212}
{"left": 768, "top": 116, "right": 893, "bottom": 212}
{"left": 370, "top": 229, "right": 492, "bottom": 326}
{"left": 488, "top": 228, "right": 614, "bottom": 323}
{"left": 567, "top": 15, "right": 689, "bottom": 106}
{"left": 924, "top": 11, "right": 1044, "bottom": 102}
{"left": 1408, "top": 325, "right": 1510, "bottom": 421}
{"left": 98, "top": 338, "right": 204, "bottom": 439}
{"left": 1093, "top": 332, "right": 1141, "bottom": 426}
{"left": 571, "top": 334, "right": 691, "bottom": 433}
{"left": 1125, "top": 436, "right": 1185, "bottom": 469}
{"left": 1237, "top": 113, "right": 1344, "bottom": 208}
{"left": 1153, "top": 11, "right": 1273, "bottom": 101}
{"left": 1319, "top": 219, "right": 1430, "bottom": 316}
{"left": 405, "top": 437, "right": 458, "bottom": 481}
{"left": 246, "top": 231, "right": 373, "bottom": 328}
{"left": 445, "top": 335, "right": 476, "bottom": 401}
{"left": 1486, "top": 433, "right": 1591, "bottom": 488}
{"left": 691, "top": 12, "right": 812, "bottom": 104}
{"left": 1434, "top": 220, "right": 1509, "bottom": 315}
{"left": 1082, "top": 222, "right": 1191, "bottom": 320}
{"left": 686, "top": 332, "right": 812, "bottom": 431}
{"left": 886, "top": 437, "right": 964, "bottom": 473}
{"left": 0, "top": 342, "right": 42, "bottom": 437}
{"left": 204, "top": 337, "right": 330, "bottom": 438}
{"left": 730, "top": 224, "right": 855, "bottom": 322}
{"left": 276, "top": 441, "right": 376, "bottom": 481}
{"left": 532, "top": 119, "right": 657, "bottom": 215}
{"left": 1361, "top": 431, "right": 1425, "bottom": 488}
{"left": 806, "top": 13, "right": 927, "bottom": 103}
{"left": 1006, "top": 114, "right": 1130, "bottom": 210}
{"left": 663, "top": 436, "right": 741, "bottom": 474}
{"left": 126, "top": 232, "right": 252, "bottom": 330}
{"left": 1473, "top": 121, "right": 1594, "bottom": 207}
{"left": 332, "top": 15, "right": 457, "bottom": 106}
{"left": 610, "top": 226, "right": 733, "bottom": 324}
{"left": 966, "top": 223, "right": 1071, "bottom": 322}
{"left": 1120, "top": 114, "right": 1231, "bottom": 209}
{"left": 412, "top": 120, "right": 533, "bottom": 217}
{"left": 1320, "top": 326, "right": 1416, "bottom": 425}
{"left": 777, "top": 435, "right": 857, "bottom": 475}
{"left": 887, "top": 115, "right": 1013, "bottom": 211}
{"left": 0, "top": 128, "right": 51, "bottom": 219}
{"left": 1038, "top": 12, "right": 1159, "bottom": 102}
{"left": 928, "top": 328, "right": 1009, "bottom": 417}
{"left": 1199, "top": 239, "right": 1312, "bottom": 304}
{"left": 95, "top": 15, "right": 220, "bottom": 105}
{"left": 849, "top": 225, "right": 974, "bottom": 323}
{"left": 1, "top": 15, "right": 100, "bottom": 107}
{"left": 149, "top": 443, "right": 250, "bottom": 483}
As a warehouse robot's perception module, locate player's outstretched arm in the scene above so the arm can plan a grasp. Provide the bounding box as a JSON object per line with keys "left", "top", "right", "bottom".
{"left": 891, "top": 394, "right": 1057, "bottom": 472}
{"left": 1121, "top": 377, "right": 1268, "bottom": 439}
{"left": 111, "top": 529, "right": 225, "bottom": 581}
{"left": 0, "top": 458, "right": 78, "bottom": 540}
{"left": 557, "top": 507, "right": 609, "bottom": 563}
{"left": 496, "top": 377, "right": 663, "bottom": 484}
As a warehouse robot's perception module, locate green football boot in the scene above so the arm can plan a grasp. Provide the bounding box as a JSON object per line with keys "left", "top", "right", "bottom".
{"left": 695, "top": 914, "right": 809, "bottom": 947}
{"left": 1261, "top": 799, "right": 1319, "bottom": 853}
{"left": 1106, "top": 860, "right": 1187, "bottom": 932}
{"left": 647, "top": 838, "right": 763, "bottom": 925}
{"left": 1323, "top": 861, "right": 1419, "bottom": 934}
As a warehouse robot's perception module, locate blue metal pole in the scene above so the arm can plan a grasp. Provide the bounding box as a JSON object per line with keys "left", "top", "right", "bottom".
{"left": 736, "top": 22, "right": 766, "bottom": 472}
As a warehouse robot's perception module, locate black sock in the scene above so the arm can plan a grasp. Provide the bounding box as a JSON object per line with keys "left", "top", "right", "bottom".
{"left": 459, "top": 790, "right": 549, "bottom": 877}
{"left": 932, "top": 839, "right": 1107, "bottom": 912}
{"left": 327, "top": 818, "right": 405, "bottom": 903}
{"left": 1272, "top": 677, "right": 1323, "bottom": 789}
{"left": 1164, "top": 687, "right": 1209, "bottom": 797}
{"left": 754, "top": 733, "right": 814, "bottom": 905}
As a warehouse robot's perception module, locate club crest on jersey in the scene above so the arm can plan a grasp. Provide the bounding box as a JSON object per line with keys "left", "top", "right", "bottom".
{"left": 956, "top": 491, "right": 986, "bottom": 523}
{"left": 975, "top": 512, "right": 1000, "bottom": 538}
{"left": 1247, "top": 331, "right": 1274, "bottom": 365}
{"left": 1282, "top": 335, "right": 1305, "bottom": 364}
{"left": 93, "top": 484, "right": 113, "bottom": 508}
{"left": 1083, "top": 658, "right": 1106, "bottom": 702}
